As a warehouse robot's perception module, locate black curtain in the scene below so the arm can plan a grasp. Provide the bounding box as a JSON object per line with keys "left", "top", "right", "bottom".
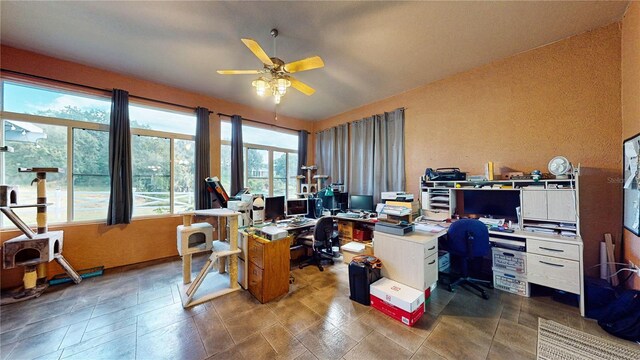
{"left": 297, "top": 130, "right": 308, "bottom": 175}
{"left": 195, "top": 107, "right": 210, "bottom": 210}
{"left": 107, "top": 89, "right": 133, "bottom": 225}
{"left": 230, "top": 115, "right": 244, "bottom": 195}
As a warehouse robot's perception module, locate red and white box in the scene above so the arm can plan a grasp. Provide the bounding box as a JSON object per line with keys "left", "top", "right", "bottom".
{"left": 370, "top": 278, "right": 425, "bottom": 326}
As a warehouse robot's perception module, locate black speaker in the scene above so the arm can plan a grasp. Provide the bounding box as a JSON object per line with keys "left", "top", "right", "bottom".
{"left": 306, "top": 198, "right": 322, "bottom": 219}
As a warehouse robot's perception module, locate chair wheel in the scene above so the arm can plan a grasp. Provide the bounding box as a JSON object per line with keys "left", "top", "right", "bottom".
{"left": 319, "top": 266, "right": 324, "bottom": 271}
{"left": 330, "top": 260, "right": 334, "bottom": 265}
{"left": 481, "top": 292, "right": 489, "bottom": 300}
{"left": 299, "top": 264, "right": 303, "bottom": 269}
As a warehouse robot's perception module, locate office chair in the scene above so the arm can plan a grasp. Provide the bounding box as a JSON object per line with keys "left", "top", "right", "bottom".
{"left": 446, "top": 219, "right": 492, "bottom": 299}
{"left": 297, "top": 216, "right": 336, "bottom": 271}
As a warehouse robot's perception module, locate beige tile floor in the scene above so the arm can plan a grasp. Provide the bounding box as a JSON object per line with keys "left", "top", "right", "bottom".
{"left": 0, "top": 255, "right": 637, "bottom": 360}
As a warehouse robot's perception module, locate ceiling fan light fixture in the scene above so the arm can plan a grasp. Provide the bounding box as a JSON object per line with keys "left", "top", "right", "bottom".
{"left": 274, "top": 92, "right": 281, "bottom": 104}
{"left": 276, "top": 77, "right": 291, "bottom": 96}
{"left": 252, "top": 77, "right": 270, "bottom": 96}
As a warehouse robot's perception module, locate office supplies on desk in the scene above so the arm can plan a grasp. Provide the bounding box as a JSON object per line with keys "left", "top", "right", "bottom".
{"left": 380, "top": 205, "right": 410, "bottom": 217}
{"left": 381, "top": 191, "right": 414, "bottom": 202}
{"left": 418, "top": 210, "right": 449, "bottom": 222}
{"left": 415, "top": 223, "right": 447, "bottom": 233}
{"left": 478, "top": 217, "right": 505, "bottom": 226}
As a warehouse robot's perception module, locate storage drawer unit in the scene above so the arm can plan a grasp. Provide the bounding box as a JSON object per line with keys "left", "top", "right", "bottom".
{"left": 373, "top": 230, "right": 444, "bottom": 300}
{"left": 493, "top": 267, "right": 530, "bottom": 297}
{"left": 247, "top": 235, "right": 290, "bottom": 303}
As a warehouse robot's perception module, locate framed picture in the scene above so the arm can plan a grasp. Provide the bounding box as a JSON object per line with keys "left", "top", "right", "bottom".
{"left": 623, "top": 132, "right": 640, "bottom": 236}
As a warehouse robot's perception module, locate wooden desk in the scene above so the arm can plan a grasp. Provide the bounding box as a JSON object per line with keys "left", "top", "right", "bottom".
{"left": 247, "top": 234, "right": 290, "bottom": 303}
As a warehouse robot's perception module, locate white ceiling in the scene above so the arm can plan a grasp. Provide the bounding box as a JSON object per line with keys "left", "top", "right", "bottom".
{"left": 0, "top": 1, "right": 629, "bottom": 121}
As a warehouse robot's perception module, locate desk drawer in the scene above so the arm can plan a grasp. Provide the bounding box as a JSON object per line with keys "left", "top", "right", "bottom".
{"left": 248, "top": 236, "right": 265, "bottom": 268}
{"left": 424, "top": 253, "right": 438, "bottom": 289}
{"left": 424, "top": 238, "right": 438, "bottom": 258}
{"left": 248, "top": 261, "right": 263, "bottom": 302}
{"left": 527, "top": 239, "right": 579, "bottom": 261}
{"left": 527, "top": 253, "right": 579, "bottom": 294}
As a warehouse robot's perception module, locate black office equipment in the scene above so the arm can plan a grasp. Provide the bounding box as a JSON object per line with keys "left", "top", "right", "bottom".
{"left": 425, "top": 167, "right": 467, "bottom": 181}
{"left": 349, "top": 195, "right": 374, "bottom": 212}
{"left": 463, "top": 190, "right": 520, "bottom": 220}
{"left": 348, "top": 255, "right": 382, "bottom": 306}
{"left": 447, "top": 219, "right": 492, "bottom": 299}
{"left": 204, "top": 177, "right": 229, "bottom": 208}
{"left": 264, "top": 196, "right": 286, "bottom": 222}
{"left": 297, "top": 216, "right": 336, "bottom": 271}
{"left": 287, "top": 198, "right": 308, "bottom": 217}
{"left": 306, "top": 197, "right": 323, "bottom": 219}
{"left": 334, "top": 191, "right": 349, "bottom": 211}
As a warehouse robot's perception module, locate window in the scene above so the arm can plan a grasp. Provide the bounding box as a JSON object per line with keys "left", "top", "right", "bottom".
{"left": 1, "top": 81, "right": 111, "bottom": 227}
{"left": 128, "top": 104, "right": 196, "bottom": 217}
{"left": 1, "top": 80, "right": 196, "bottom": 228}
{"left": 220, "top": 120, "right": 299, "bottom": 198}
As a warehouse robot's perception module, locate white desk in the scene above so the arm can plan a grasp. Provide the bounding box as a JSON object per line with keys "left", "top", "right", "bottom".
{"left": 489, "top": 229, "right": 584, "bottom": 316}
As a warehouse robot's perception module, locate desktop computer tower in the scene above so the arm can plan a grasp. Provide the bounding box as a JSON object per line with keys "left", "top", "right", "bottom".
{"left": 306, "top": 198, "right": 322, "bottom": 219}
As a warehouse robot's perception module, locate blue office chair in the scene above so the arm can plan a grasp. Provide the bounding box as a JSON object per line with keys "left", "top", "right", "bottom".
{"left": 447, "top": 219, "right": 492, "bottom": 299}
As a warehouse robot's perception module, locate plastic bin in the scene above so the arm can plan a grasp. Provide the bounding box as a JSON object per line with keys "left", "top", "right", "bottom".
{"left": 492, "top": 267, "right": 530, "bottom": 297}
{"left": 491, "top": 247, "right": 526, "bottom": 274}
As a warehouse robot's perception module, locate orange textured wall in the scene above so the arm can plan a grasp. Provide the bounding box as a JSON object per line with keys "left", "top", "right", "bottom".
{"left": 315, "top": 24, "right": 622, "bottom": 276}
{"left": 0, "top": 46, "right": 314, "bottom": 289}
{"left": 622, "top": 2, "right": 640, "bottom": 289}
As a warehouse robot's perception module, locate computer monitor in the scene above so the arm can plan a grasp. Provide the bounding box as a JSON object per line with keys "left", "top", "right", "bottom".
{"left": 287, "top": 199, "right": 308, "bottom": 216}
{"left": 264, "top": 196, "right": 286, "bottom": 222}
{"left": 334, "top": 191, "right": 349, "bottom": 211}
{"left": 463, "top": 190, "right": 520, "bottom": 219}
{"left": 350, "top": 195, "right": 374, "bottom": 212}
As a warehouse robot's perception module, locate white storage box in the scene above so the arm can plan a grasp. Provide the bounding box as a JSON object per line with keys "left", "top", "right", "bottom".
{"left": 177, "top": 223, "right": 213, "bottom": 256}
{"left": 370, "top": 278, "right": 425, "bottom": 326}
{"left": 259, "top": 226, "right": 288, "bottom": 241}
{"left": 492, "top": 267, "right": 530, "bottom": 297}
{"left": 370, "top": 278, "right": 425, "bottom": 313}
{"left": 491, "top": 247, "right": 526, "bottom": 274}
{"left": 341, "top": 241, "right": 373, "bottom": 264}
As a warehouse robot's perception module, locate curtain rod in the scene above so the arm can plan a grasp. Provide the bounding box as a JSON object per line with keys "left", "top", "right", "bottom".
{"left": 315, "top": 107, "right": 406, "bottom": 134}
{"left": 0, "top": 68, "right": 214, "bottom": 114}
{"left": 217, "top": 112, "right": 310, "bottom": 134}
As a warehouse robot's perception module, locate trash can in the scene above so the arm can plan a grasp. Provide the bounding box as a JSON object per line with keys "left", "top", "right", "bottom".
{"left": 349, "top": 255, "right": 382, "bottom": 305}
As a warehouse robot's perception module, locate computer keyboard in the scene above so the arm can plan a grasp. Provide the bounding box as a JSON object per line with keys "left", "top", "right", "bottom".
{"left": 337, "top": 212, "right": 362, "bottom": 219}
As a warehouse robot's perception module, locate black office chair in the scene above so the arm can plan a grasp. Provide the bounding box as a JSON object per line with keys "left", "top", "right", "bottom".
{"left": 446, "top": 219, "right": 493, "bottom": 299}
{"left": 298, "top": 216, "right": 336, "bottom": 271}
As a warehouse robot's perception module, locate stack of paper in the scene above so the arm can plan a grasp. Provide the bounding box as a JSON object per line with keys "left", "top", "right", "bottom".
{"left": 381, "top": 205, "right": 411, "bottom": 216}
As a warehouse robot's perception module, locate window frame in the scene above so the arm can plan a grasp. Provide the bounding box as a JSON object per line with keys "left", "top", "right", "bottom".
{"left": 1, "top": 80, "right": 197, "bottom": 227}
{"left": 220, "top": 120, "right": 299, "bottom": 199}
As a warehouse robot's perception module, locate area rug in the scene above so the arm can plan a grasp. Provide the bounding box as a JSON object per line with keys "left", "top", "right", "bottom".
{"left": 537, "top": 318, "right": 640, "bottom": 360}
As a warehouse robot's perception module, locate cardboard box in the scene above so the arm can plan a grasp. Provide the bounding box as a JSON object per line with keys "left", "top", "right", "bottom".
{"left": 341, "top": 241, "right": 374, "bottom": 264}
{"left": 370, "top": 278, "right": 425, "bottom": 326}
{"left": 353, "top": 228, "right": 372, "bottom": 241}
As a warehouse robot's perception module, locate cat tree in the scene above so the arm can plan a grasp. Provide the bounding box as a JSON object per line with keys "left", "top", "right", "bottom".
{"left": 1, "top": 168, "right": 81, "bottom": 304}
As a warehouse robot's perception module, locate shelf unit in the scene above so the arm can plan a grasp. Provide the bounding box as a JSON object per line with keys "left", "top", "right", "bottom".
{"left": 420, "top": 173, "right": 580, "bottom": 239}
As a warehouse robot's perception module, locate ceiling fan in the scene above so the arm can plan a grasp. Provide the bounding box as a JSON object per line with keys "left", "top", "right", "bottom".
{"left": 217, "top": 29, "right": 324, "bottom": 104}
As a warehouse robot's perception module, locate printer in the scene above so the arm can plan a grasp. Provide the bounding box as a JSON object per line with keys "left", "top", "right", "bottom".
{"left": 259, "top": 226, "right": 288, "bottom": 241}
{"left": 381, "top": 191, "right": 414, "bottom": 202}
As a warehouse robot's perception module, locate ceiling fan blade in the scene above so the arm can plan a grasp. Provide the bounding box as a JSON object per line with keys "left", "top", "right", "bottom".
{"left": 217, "top": 70, "right": 262, "bottom": 75}
{"left": 241, "top": 38, "right": 274, "bottom": 66}
{"left": 284, "top": 56, "right": 324, "bottom": 73}
{"left": 289, "top": 77, "right": 315, "bottom": 96}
